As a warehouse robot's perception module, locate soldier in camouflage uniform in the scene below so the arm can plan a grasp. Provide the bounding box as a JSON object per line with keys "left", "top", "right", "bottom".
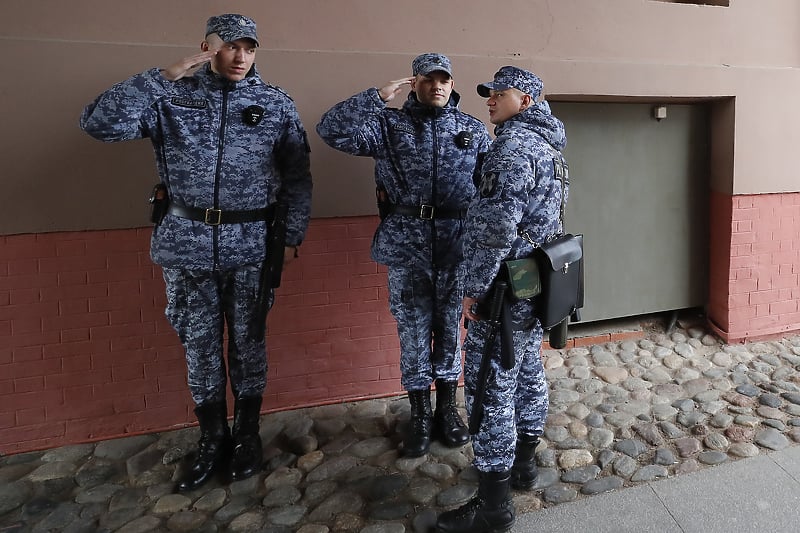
{"left": 316, "top": 54, "right": 491, "bottom": 457}
{"left": 436, "top": 66, "right": 567, "bottom": 533}
{"left": 80, "top": 14, "right": 312, "bottom": 492}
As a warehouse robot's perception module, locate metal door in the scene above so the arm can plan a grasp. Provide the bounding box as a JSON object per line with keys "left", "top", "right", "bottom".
{"left": 549, "top": 102, "right": 710, "bottom": 322}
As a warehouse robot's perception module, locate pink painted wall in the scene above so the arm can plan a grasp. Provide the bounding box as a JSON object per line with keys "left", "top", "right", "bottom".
{"left": 708, "top": 191, "right": 800, "bottom": 342}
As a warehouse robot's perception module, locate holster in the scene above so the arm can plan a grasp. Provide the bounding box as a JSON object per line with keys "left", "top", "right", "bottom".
{"left": 149, "top": 184, "right": 169, "bottom": 225}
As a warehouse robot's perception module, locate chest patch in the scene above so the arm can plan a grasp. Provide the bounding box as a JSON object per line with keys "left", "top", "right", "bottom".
{"left": 170, "top": 97, "right": 207, "bottom": 109}
{"left": 391, "top": 123, "right": 415, "bottom": 135}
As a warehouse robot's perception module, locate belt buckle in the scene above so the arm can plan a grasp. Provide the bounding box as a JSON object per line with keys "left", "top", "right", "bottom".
{"left": 204, "top": 208, "right": 222, "bottom": 225}
{"left": 419, "top": 204, "right": 434, "bottom": 220}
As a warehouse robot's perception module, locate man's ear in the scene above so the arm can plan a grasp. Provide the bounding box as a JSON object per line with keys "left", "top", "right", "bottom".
{"left": 519, "top": 93, "right": 533, "bottom": 112}
{"left": 410, "top": 76, "right": 418, "bottom": 91}
{"left": 201, "top": 40, "right": 210, "bottom": 52}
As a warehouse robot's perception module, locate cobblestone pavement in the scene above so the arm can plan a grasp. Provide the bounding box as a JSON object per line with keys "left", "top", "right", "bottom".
{"left": 2, "top": 319, "right": 800, "bottom": 532}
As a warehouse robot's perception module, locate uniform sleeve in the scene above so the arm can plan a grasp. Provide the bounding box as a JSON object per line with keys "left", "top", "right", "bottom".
{"left": 79, "top": 68, "right": 169, "bottom": 142}
{"left": 315, "top": 88, "right": 386, "bottom": 157}
{"left": 276, "top": 103, "right": 313, "bottom": 246}
{"left": 462, "top": 150, "right": 532, "bottom": 299}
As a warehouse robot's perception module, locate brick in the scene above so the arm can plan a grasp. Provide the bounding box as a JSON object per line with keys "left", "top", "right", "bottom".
{"left": 61, "top": 328, "right": 90, "bottom": 343}
{"left": 112, "top": 363, "right": 145, "bottom": 382}
{"left": 145, "top": 390, "right": 191, "bottom": 409}
{"left": 0, "top": 421, "right": 65, "bottom": 450}
{"left": 730, "top": 232, "right": 755, "bottom": 245}
{"left": 88, "top": 266, "right": 152, "bottom": 284}
{"left": 0, "top": 376, "right": 14, "bottom": 396}
{"left": 5, "top": 331, "right": 60, "bottom": 350}
{"left": 0, "top": 412, "right": 14, "bottom": 430}
{"left": 0, "top": 240, "right": 57, "bottom": 261}
{"left": 351, "top": 322, "right": 397, "bottom": 339}
{"left": 43, "top": 339, "right": 111, "bottom": 360}
{"left": 770, "top": 300, "right": 798, "bottom": 315}
{"left": 59, "top": 298, "right": 89, "bottom": 316}
{"left": 95, "top": 378, "right": 158, "bottom": 400}
{"left": 729, "top": 278, "right": 761, "bottom": 294}
{"left": 90, "top": 322, "right": 156, "bottom": 341}
{"left": 55, "top": 240, "right": 87, "bottom": 257}
{"left": 731, "top": 207, "right": 758, "bottom": 221}
{"left": 113, "top": 395, "right": 147, "bottom": 414}
{"left": 62, "top": 355, "right": 92, "bottom": 373}
{"left": 58, "top": 271, "right": 88, "bottom": 286}
{"left": 16, "top": 407, "right": 46, "bottom": 425}
{"left": 8, "top": 389, "right": 63, "bottom": 411}
{"left": 38, "top": 255, "right": 107, "bottom": 273}
{"left": 13, "top": 376, "right": 44, "bottom": 394}
{"left": 64, "top": 416, "right": 122, "bottom": 443}
{"left": 157, "top": 373, "right": 189, "bottom": 393}
{"left": 109, "top": 307, "right": 144, "bottom": 326}
{"left": 349, "top": 273, "right": 387, "bottom": 289}
{"left": 7, "top": 258, "right": 38, "bottom": 276}
{"left": 45, "top": 369, "right": 113, "bottom": 390}
{"left": 6, "top": 288, "right": 38, "bottom": 308}
{"left": 12, "top": 346, "right": 42, "bottom": 362}
{"left": 40, "top": 283, "right": 107, "bottom": 302}
{"left": 749, "top": 289, "right": 781, "bottom": 305}
{"left": 63, "top": 385, "right": 94, "bottom": 405}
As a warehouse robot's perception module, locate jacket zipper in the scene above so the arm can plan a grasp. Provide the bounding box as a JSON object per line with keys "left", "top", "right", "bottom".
{"left": 212, "top": 84, "right": 230, "bottom": 269}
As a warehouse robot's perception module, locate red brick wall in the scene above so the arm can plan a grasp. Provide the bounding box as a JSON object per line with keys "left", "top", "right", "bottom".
{"left": 4, "top": 195, "right": 800, "bottom": 454}
{"left": 0, "top": 217, "right": 402, "bottom": 455}
{"left": 708, "top": 190, "right": 800, "bottom": 342}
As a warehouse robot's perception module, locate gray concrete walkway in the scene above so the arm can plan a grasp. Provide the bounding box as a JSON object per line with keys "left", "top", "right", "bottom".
{"left": 515, "top": 445, "right": 800, "bottom": 532}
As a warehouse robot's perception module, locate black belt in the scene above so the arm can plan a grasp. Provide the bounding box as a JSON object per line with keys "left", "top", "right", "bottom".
{"left": 388, "top": 204, "right": 467, "bottom": 220}
{"left": 167, "top": 204, "right": 275, "bottom": 226}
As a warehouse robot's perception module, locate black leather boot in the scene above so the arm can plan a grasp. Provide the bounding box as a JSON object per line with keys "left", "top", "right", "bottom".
{"left": 176, "top": 401, "right": 231, "bottom": 493}
{"left": 511, "top": 433, "right": 540, "bottom": 490}
{"left": 230, "top": 395, "right": 263, "bottom": 481}
{"left": 433, "top": 379, "right": 470, "bottom": 447}
{"left": 436, "top": 470, "right": 515, "bottom": 533}
{"left": 403, "top": 388, "right": 433, "bottom": 457}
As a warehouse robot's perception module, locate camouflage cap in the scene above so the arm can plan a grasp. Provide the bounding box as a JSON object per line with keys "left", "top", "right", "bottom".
{"left": 206, "top": 14, "right": 259, "bottom": 46}
{"left": 477, "top": 66, "right": 543, "bottom": 98}
{"left": 412, "top": 53, "right": 452, "bottom": 77}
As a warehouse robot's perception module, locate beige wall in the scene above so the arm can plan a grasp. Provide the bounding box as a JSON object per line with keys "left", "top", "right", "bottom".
{"left": 1, "top": 0, "right": 799, "bottom": 233}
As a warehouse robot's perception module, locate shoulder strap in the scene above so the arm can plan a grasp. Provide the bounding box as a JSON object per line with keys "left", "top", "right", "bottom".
{"left": 553, "top": 155, "right": 569, "bottom": 228}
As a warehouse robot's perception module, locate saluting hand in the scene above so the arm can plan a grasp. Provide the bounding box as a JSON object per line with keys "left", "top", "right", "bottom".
{"left": 161, "top": 35, "right": 223, "bottom": 82}
{"left": 378, "top": 77, "right": 414, "bottom": 103}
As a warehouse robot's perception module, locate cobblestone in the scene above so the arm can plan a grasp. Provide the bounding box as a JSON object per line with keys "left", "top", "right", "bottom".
{"left": 1, "top": 323, "right": 799, "bottom": 532}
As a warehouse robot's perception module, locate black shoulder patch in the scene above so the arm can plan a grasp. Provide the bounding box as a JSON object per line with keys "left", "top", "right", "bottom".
{"left": 170, "top": 97, "right": 207, "bottom": 109}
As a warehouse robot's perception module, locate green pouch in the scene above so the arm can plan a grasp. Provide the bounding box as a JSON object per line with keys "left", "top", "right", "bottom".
{"left": 502, "top": 257, "right": 542, "bottom": 300}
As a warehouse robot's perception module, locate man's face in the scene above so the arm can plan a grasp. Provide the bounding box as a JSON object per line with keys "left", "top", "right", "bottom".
{"left": 204, "top": 35, "right": 257, "bottom": 81}
{"left": 486, "top": 88, "right": 528, "bottom": 125}
{"left": 411, "top": 71, "right": 454, "bottom": 108}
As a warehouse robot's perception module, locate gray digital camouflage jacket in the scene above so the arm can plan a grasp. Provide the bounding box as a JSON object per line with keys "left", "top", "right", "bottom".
{"left": 463, "top": 101, "right": 568, "bottom": 300}
{"left": 316, "top": 88, "right": 491, "bottom": 268}
{"left": 80, "top": 65, "right": 312, "bottom": 270}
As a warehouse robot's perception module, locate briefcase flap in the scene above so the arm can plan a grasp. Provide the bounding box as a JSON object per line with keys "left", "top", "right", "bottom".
{"left": 539, "top": 234, "right": 583, "bottom": 271}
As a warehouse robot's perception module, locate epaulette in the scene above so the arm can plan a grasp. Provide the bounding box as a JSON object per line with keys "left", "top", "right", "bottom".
{"left": 265, "top": 83, "right": 294, "bottom": 101}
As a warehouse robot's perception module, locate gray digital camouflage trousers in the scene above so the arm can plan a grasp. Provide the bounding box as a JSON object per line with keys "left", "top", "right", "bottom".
{"left": 464, "top": 319, "right": 549, "bottom": 472}
{"left": 387, "top": 265, "right": 464, "bottom": 391}
{"left": 162, "top": 265, "right": 271, "bottom": 406}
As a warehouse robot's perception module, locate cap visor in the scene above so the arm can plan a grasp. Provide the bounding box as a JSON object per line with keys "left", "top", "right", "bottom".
{"left": 476, "top": 82, "right": 511, "bottom": 97}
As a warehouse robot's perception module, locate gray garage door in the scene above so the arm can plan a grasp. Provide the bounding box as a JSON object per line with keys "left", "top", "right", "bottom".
{"left": 549, "top": 102, "right": 710, "bottom": 323}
